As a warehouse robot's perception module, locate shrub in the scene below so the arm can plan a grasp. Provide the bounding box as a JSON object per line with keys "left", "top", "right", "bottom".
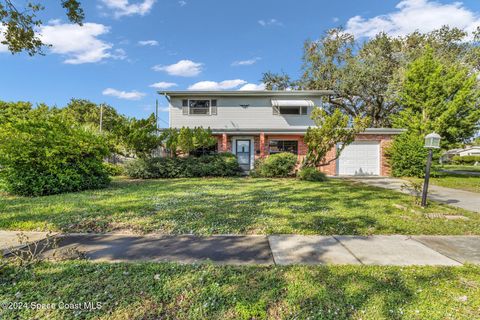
{"left": 386, "top": 133, "right": 431, "bottom": 178}
{"left": 451, "top": 155, "right": 480, "bottom": 165}
{"left": 297, "top": 167, "right": 327, "bottom": 181}
{"left": 0, "top": 108, "right": 110, "bottom": 196}
{"left": 254, "top": 152, "right": 298, "bottom": 178}
{"left": 125, "top": 153, "right": 240, "bottom": 179}
{"left": 103, "top": 163, "right": 125, "bottom": 176}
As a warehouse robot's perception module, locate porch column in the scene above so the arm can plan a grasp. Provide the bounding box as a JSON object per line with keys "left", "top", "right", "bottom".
{"left": 221, "top": 133, "right": 228, "bottom": 152}
{"left": 259, "top": 132, "right": 266, "bottom": 158}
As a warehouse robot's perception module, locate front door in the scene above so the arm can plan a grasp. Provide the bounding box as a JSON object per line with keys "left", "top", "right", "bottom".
{"left": 236, "top": 140, "right": 251, "bottom": 171}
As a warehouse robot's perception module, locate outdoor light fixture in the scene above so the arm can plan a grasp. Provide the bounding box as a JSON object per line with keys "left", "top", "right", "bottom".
{"left": 424, "top": 132, "right": 441, "bottom": 149}
{"left": 421, "top": 132, "right": 442, "bottom": 207}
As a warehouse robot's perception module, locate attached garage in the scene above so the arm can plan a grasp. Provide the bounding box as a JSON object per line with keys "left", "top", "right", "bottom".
{"left": 338, "top": 141, "right": 380, "bottom": 176}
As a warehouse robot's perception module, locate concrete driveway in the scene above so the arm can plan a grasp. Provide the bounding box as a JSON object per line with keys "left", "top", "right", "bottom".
{"left": 350, "top": 177, "right": 480, "bottom": 213}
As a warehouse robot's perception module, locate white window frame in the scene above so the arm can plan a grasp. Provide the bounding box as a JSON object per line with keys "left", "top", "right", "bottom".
{"left": 278, "top": 106, "right": 308, "bottom": 116}
{"left": 268, "top": 139, "right": 299, "bottom": 155}
{"left": 188, "top": 99, "right": 211, "bottom": 116}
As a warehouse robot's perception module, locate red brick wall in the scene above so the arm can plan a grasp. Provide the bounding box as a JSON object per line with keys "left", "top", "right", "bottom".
{"left": 319, "top": 147, "right": 337, "bottom": 176}
{"left": 215, "top": 133, "right": 395, "bottom": 176}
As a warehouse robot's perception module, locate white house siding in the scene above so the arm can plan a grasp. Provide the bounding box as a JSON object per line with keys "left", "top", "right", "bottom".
{"left": 169, "top": 96, "right": 324, "bottom": 130}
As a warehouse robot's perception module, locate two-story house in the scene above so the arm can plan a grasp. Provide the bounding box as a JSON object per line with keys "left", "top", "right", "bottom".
{"left": 160, "top": 90, "right": 403, "bottom": 176}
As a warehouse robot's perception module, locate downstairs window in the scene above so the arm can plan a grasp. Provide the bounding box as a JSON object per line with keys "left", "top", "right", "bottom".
{"left": 269, "top": 140, "right": 298, "bottom": 155}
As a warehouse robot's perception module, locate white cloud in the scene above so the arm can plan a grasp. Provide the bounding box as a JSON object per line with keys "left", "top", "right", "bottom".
{"left": 101, "top": 0, "right": 156, "bottom": 18}
{"left": 178, "top": 0, "right": 187, "bottom": 6}
{"left": 332, "top": 17, "right": 339, "bottom": 23}
{"left": 153, "top": 59, "right": 203, "bottom": 77}
{"left": 232, "top": 57, "right": 261, "bottom": 66}
{"left": 149, "top": 81, "right": 178, "bottom": 89}
{"left": 1, "top": 21, "right": 123, "bottom": 64}
{"left": 102, "top": 88, "right": 146, "bottom": 100}
{"left": 258, "top": 19, "right": 283, "bottom": 27}
{"left": 239, "top": 83, "right": 266, "bottom": 91}
{"left": 39, "top": 21, "right": 122, "bottom": 64}
{"left": 138, "top": 40, "right": 158, "bottom": 46}
{"left": 345, "top": 0, "right": 480, "bottom": 38}
{"left": 188, "top": 79, "right": 247, "bottom": 90}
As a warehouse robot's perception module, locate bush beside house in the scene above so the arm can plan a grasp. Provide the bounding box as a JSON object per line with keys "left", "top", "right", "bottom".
{"left": 386, "top": 133, "right": 430, "bottom": 178}
{"left": 252, "top": 153, "right": 298, "bottom": 178}
{"left": 451, "top": 155, "right": 480, "bottom": 165}
{"left": 125, "top": 153, "right": 241, "bottom": 179}
{"left": 297, "top": 167, "right": 327, "bottom": 181}
{"left": 0, "top": 107, "right": 110, "bottom": 196}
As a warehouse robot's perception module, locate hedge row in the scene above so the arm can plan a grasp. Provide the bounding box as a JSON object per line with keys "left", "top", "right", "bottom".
{"left": 125, "top": 153, "right": 241, "bottom": 179}
{"left": 451, "top": 155, "right": 480, "bottom": 165}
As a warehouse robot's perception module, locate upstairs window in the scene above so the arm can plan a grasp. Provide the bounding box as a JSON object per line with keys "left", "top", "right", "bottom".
{"left": 190, "top": 100, "right": 209, "bottom": 114}
{"left": 279, "top": 106, "right": 308, "bottom": 115}
{"left": 269, "top": 140, "right": 298, "bottom": 155}
{"left": 182, "top": 99, "right": 217, "bottom": 115}
{"left": 272, "top": 99, "right": 312, "bottom": 115}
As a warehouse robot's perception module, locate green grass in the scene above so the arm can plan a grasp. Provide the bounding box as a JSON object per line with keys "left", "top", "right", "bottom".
{"left": 408, "top": 171, "right": 480, "bottom": 193}
{"left": 1, "top": 261, "right": 479, "bottom": 319}
{"left": 442, "top": 165, "right": 480, "bottom": 173}
{"left": 1, "top": 177, "right": 479, "bottom": 235}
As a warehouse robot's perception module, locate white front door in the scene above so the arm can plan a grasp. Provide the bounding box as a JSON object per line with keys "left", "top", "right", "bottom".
{"left": 338, "top": 141, "right": 380, "bottom": 176}
{"left": 236, "top": 140, "right": 251, "bottom": 171}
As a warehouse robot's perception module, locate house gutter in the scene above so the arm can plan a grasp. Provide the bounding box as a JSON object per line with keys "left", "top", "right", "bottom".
{"left": 158, "top": 128, "right": 406, "bottom": 135}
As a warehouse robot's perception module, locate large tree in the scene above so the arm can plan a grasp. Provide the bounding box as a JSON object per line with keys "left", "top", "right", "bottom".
{"left": 263, "top": 27, "right": 480, "bottom": 128}
{"left": 62, "top": 99, "right": 130, "bottom": 155}
{"left": 0, "top": 0, "right": 84, "bottom": 55}
{"left": 391, "top": 47, "right": 480, "bottom": 147}
{"left": 289, "top": 29, "right": 401, "bottom": 127}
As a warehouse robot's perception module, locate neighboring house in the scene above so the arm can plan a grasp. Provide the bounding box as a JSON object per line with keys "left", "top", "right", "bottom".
{"left": 441, "top": 146, "right": 480, "bottom": 162}
{"left": 160, "top": 90, "right": 403, "bottom": 176}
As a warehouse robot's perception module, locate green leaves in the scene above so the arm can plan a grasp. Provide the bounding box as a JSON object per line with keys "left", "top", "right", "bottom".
{"left": 61, "top": 0, "right": 84, "bottom": 25}
{"left": 304, "top": 108, "right": 369, "bottom": 167}
{"left": 160, "top": 127, "right": 217, "bottom": 157}
{"left": 0, "top": 104, "right": 110, "bottom": 196}
{"left": 392, "top": 47, "right": 480, "bottom": 147}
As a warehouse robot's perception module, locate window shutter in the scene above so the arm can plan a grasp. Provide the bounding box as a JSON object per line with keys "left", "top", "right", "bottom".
{"left": 182, "top": 99, "right": 188, "bottom": 115}
{"left": 301, "top": 106, "right": 308, "bottom": 115}
{"left": 211, "top": 100, "right": 217, "bottom": 115}
{"left": 272, "top": 106, "right": 279, "bottom": 115}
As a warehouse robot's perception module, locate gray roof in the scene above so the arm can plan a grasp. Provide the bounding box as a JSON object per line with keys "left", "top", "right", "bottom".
{"left": 158, "top": 90, "right": 335, "bottom": 97}
{"left": 199, "top": 128, "right": 405, "bottom": 135}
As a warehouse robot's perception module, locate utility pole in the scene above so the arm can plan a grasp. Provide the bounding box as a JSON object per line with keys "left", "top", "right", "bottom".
{"left": 155, "top": 99, "right": 159, "bottom": 133}
{"left": 99, "top": 104, "right": 104, "bottom": 133}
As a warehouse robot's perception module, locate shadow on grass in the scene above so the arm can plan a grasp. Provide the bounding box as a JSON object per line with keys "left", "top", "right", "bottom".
{"left": 0, "top": 177, "right": 478, "bottom": 235}
{"left": 1, "top": 261, "right": 477, "bottom": 319}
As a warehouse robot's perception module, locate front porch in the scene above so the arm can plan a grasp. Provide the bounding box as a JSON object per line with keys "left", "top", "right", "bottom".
{"left": 214, "top": 132, "right": 337, "bottom": 175}
{"left": 212, "top": 129, "right": 401, "bottom": 176}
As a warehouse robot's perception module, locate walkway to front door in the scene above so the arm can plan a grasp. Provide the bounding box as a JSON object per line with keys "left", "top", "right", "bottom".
{"left": 236, "top": 140, "right": 251, "bottom": 171}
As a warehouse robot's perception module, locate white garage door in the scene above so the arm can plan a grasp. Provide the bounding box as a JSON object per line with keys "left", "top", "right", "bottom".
{"left": 338, "top": 141, "right": 380, "bottom": 176}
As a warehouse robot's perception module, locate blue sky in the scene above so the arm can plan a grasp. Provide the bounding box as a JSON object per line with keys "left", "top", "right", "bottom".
{"left": 1, "top": 0, "right": 479, "bottom": 127}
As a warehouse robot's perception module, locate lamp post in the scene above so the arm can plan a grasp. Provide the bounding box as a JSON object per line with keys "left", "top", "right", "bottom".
{"left": 421, "top": 132, "right": 441, "bottom": 207}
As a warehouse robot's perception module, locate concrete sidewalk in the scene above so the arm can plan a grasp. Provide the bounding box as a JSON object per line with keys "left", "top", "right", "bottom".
{"left": 0, "top": 230, "right": 55, "bottom": 255}
{"left": 2, "top": 231, "right": 478, "bottom": 266}
{"left": 350, "top": 177, "right": 480, "bottom": 213}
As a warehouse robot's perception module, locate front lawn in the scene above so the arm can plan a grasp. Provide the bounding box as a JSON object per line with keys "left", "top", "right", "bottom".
{"left": 408, "top": 172, "right": 480, "bottom": 193}
{"left": 442, "top": 165, "right": 480, "bottom": 173}
{"left": 1, "top": 262, "right": 479, "bottom": 319}
{"left": 1, "top": 177, "right": 479, "bottom": 235}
